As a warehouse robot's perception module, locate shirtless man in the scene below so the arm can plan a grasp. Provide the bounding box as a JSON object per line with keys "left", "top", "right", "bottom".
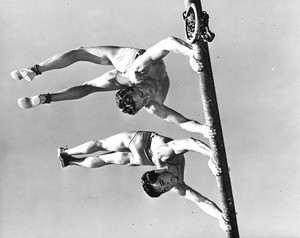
{"left": 11, "top": 36, "right": 205, "bottom": 135}
{"left": 57, "top": 131, "right": 230, "bottom": 232}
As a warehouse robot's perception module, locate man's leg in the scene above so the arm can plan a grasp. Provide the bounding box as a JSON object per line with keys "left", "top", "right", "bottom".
{"left": 58, "top": 148, "right": 134, "bottom": 168}
{"left": 57, "top": 131, "right": 137, "bottom": 168}
{"left": 17, "top": 69, "right": 119, "bottom": 109}
{"left": 11, "top": 46, "right": 121, "bottom": 81}
{"left": 68, "top": 152, "right": 134, "bottom": 168}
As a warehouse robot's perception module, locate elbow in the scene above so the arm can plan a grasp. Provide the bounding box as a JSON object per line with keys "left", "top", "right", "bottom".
{"left": 160, "top": 36, "right": 180, "bottom": 51}
{"left": 165, "top": 36, "right": 177, "bottom": 41}
{"left": 164, "top": 36, "right": 179, "bottom": 45}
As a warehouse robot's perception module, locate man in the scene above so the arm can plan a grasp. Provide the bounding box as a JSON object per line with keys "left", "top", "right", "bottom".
{"left": 11, "top": 36, "right": 206, "bottom": 135}
{"left": 57, "top": 131, "right": 231, "bottom": 232}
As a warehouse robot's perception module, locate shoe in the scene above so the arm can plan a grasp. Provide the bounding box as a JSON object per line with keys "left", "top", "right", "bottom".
{"left": 57, "top": 147, "right": 70, "bottom": 168}
{"left": 17, "top": 96, "right": 41, "bottom": 109}
{"left": 11, "top": 68, "right": 36, "bottom": 81}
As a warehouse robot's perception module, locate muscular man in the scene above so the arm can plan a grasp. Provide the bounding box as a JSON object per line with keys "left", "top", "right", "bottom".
{"left": 11, "top": 36, "right": 206, "bottom": 135}
{"left": 57, "top": 131, "right": 230, "bottom": 232}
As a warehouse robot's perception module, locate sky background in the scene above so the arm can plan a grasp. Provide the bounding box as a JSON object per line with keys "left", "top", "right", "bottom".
{"left": 1, "top": 0, "right": 299, "bottom": 237}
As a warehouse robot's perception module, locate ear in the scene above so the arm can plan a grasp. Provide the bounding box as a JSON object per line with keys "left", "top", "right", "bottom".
{"left": 163, "top": 184, "right": 174, "bottom": 193}
{"left": 154, "top": 169, "right": 167, "bottom": 174}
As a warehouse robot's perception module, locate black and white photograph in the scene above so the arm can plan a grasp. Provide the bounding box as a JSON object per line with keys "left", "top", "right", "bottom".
{"left": 1, "top": 0, "right": 299, "bottom": 237}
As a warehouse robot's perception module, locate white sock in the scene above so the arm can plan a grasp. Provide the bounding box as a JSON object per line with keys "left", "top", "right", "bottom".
{"left": 30, "top": 95, "right": 42, "bottom": 106}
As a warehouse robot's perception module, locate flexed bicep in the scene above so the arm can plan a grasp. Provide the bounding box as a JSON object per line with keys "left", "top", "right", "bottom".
{"left": 132, "top": 36, "right": 193, "bottom": 75}
{"left": 143, "top": 36, "right": 193, "bottom": 61}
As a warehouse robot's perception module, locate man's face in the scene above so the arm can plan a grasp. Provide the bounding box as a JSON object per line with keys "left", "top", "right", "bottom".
{"left": 131, "top": 85, "right": 154, "bottom": 110}
{"left": 151, "top": 172, "right": 178, "bottom": 193}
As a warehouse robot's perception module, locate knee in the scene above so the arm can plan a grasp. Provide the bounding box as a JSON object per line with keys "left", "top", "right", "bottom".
{"left": 80, "top": 83, "right": 98, "bottom": 94}
{"left": 74, "top": 46, "right": 86, "bottom": 52}
{"left": 89, "top": 159, "right": 102, "bottom": 168}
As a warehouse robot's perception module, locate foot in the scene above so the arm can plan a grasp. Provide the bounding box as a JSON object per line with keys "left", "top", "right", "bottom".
{"left": 11, "top": 68, "right": 37, "bottom": 81}
{"left": 57, "top": 147, "right": 70, "bottom": 168}
{"left": 17, "top": 96, "right": 42, "bottom": 109}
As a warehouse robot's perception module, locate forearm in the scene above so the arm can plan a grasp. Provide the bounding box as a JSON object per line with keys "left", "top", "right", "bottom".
{"left": 185, "top": 138, "right": 212, "bottom": 157}
{"left": 162, "top": 36, "right": 193, "bottom": 57}
{"left": 147, "top": 37, "right": 193, "bottom": 61}
{"left": 196, "top": 199, "right": 223, "bottom": 220}
{"left": 150, "top": 104, "right": 209, "bottom": 136}
{"left": 183, "top": 186, "right": 222, "bottom": 220}
{"left": 179, "top": 119, "right": 207, "bottom": 135}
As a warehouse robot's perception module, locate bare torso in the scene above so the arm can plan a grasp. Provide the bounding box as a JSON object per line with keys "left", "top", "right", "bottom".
{"left": 130, "top": 59, "right": 170, "bottom": 104}
{"left": 149, "top": 134, "right": 185, "bottom": 184}
{"left": 113, "top": 48, "right": 170, "bottom": 105}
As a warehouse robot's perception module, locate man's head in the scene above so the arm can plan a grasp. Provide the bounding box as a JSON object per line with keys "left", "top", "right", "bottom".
{"left": 115, "top": 85, "right": 154, "bottom": 115}
{"left": 141, "top": 170, "right": 177, "bottom": 198}
{"left": 115, "top": 87, "right": 137, "bottom": 115}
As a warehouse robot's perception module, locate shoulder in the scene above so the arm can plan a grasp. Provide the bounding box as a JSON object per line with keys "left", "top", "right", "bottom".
{"left": 144, "top": 101, "right": 165, "bottom": 113}
{"left": 171, "top": 184, "right": 187, "bottom": 196}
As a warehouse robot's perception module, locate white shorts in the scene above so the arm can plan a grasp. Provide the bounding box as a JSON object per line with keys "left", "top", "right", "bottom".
{"left": 111, "top": 47, "right": 140, "bottom": 77}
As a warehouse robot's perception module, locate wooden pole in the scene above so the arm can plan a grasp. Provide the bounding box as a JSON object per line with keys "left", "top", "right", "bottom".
{"left": 183, "top": 1, "right": 239, "bottom": 237}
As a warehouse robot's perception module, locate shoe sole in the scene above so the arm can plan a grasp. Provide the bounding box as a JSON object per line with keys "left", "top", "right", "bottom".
{"left": 17, "top": 97, "right": 33, "bottom": 109}
{"left": 57, "top": 147, "right": 67, "bottom": 168}
{"left": 10, "top": 70, "right": 33, "bottom": 82}
{"left": 11, "top": 70, "right": 22, "bottom": 80}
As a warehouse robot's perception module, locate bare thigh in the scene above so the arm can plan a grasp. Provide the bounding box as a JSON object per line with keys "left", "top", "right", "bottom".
{"left": 78, "top": 46, "right": 136, "bottom": 66}
{"left": 82, "top": 69, "right": 121, "bottom": 90}
{"left": 99, "top": 151, "right": 137, "bottom": 166}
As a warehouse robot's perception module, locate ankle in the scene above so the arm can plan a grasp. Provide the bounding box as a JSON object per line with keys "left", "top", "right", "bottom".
{"left": 39, "top": 93, "right": 51, "bottom": 104}
{"left": 30, "top": 64, "right": 42, "bottom": 75}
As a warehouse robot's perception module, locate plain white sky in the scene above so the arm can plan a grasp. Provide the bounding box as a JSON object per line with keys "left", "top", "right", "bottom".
{"left": 1, "top": 0, "right": 299, "bottom": 237}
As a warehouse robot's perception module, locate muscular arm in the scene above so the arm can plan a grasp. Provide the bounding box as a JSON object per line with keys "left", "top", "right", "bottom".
{"left": 161, "top": 138, "right": 221, "bottom": 176}
{"left": 167, "top": 137, "right": 212, "bottom": 158}
{"left": 131, "top": 37, "right": 193, "bottom": 74}
{"left": 145, "top": 36, "right": 193, "bottom": 60}
{"left": 173, "top": 184, "right": 231, "bottom": 231}
{"left": 146, "top": 102, "right": 209, "bottom": 136}
{"left": 174, "top": 184, "right": 223, "bottom": 220}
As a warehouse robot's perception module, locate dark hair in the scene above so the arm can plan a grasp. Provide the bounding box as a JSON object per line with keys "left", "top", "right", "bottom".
{"left": 141, "top": 170, "right": 164, "bottom": 198}
{"left": 115, "top": 87, "right": 139, "bottom": 115}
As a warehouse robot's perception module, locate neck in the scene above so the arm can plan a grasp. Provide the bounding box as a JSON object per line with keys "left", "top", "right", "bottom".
{"left": 140, "top": 80, "right": 157, "bottom": 93}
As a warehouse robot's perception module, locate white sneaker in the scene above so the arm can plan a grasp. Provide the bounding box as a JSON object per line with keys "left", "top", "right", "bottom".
{"left": 57, "top": 146, "right": 70, "bottom": 168}
{"left": 18, "top": 96, "right": 41, "bottom": 109}
{"left": 11, "top": 68, "right": 36, "bottom": 81}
